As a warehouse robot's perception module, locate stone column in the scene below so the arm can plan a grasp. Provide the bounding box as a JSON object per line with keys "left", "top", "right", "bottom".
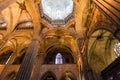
{"left": 77, "top": 37, "right": 95, "bottom": 80}
{"left": 30, "top": 53, "right": 44, "bottom": 80}
{"left": 16, "top": 39, "right": 39, "bottom": 80}
{"left": 76, "top": 37, "right": 85, "bottom": 80}
{"left": 77, "top": 55, "right": 82, "bottom": 80}
{"left": 0, "top": 52, "right": 17, "bottom": 80}
{"left": 83, "top": 55, "right": 95, "bottom": 80}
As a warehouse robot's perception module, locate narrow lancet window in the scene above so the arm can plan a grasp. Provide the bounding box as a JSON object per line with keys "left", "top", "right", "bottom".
{"left": 55, "top": 53, "right": 63, "bottom": 64}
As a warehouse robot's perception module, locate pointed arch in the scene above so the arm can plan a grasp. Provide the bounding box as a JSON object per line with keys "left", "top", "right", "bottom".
{"left": 41, "top": 71, "right": 56, "bottom": 80}
{"left": 55, "top": 53, "right": 63, "bottom": 64}
{"left": 0, "top": 50, "right": 13, "bottom": 64}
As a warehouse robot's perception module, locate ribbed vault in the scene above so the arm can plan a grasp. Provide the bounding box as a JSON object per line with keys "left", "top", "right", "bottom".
{"left": 88, "top": 29, "right": 118, "bottom": 73}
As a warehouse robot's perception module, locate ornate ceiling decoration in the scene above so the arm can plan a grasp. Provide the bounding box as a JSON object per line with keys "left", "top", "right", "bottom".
{"left": 41, "top": 0, "right": 74, "bottom": 25}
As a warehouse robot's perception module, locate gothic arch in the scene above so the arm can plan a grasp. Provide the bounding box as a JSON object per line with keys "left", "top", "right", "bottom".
{"left": 0, "top": 50, "right": 13, "bottom": 64}
{"left": 87, "top": 29, "right": 119, "bottom": 73}
{"left": 44, "top": 44, "right": 75, "bottom": 64}
{"left": 41, "top": 71, "right": 56, "bottom": 80}
{"left": 40, "top": 27, "right": 76, "bottom": 40}
{"left": 88, "top": 20, "right": 117, "bottom": 37}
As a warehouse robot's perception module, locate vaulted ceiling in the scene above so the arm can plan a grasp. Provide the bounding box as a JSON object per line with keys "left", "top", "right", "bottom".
{"left": 0, "top": 0, "right": 120, "bottom": 73}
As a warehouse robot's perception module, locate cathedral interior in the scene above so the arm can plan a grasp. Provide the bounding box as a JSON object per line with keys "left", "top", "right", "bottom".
{"left": 0, "top": 0, "right": 120, "bottom": 80}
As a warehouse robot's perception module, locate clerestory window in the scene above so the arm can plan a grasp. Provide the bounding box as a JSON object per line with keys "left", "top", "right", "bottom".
{"left": 55, "top": 53, "right": 63, "bottom": 64}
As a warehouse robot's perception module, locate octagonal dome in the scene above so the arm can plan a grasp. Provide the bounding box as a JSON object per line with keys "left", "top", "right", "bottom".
{"left": 41, "top": 0, "right": 73, "bottom": 20}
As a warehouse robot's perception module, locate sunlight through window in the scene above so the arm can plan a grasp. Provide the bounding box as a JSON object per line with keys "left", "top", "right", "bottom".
{"left": 55, "top": 53, "right": 63, "bottom": 64}
{"left": 42, "top": 0, "right": 73, "bottom": 20}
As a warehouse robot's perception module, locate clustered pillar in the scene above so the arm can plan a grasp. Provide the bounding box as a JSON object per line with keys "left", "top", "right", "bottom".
{"left": 30, "top": 53, "right": 43, "bottom": 80}
{"left": 77, "top": 37, "right": 96, "bottom": 80}
{"left": 16, "top": 39, "right": 39, "bottom": 80}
